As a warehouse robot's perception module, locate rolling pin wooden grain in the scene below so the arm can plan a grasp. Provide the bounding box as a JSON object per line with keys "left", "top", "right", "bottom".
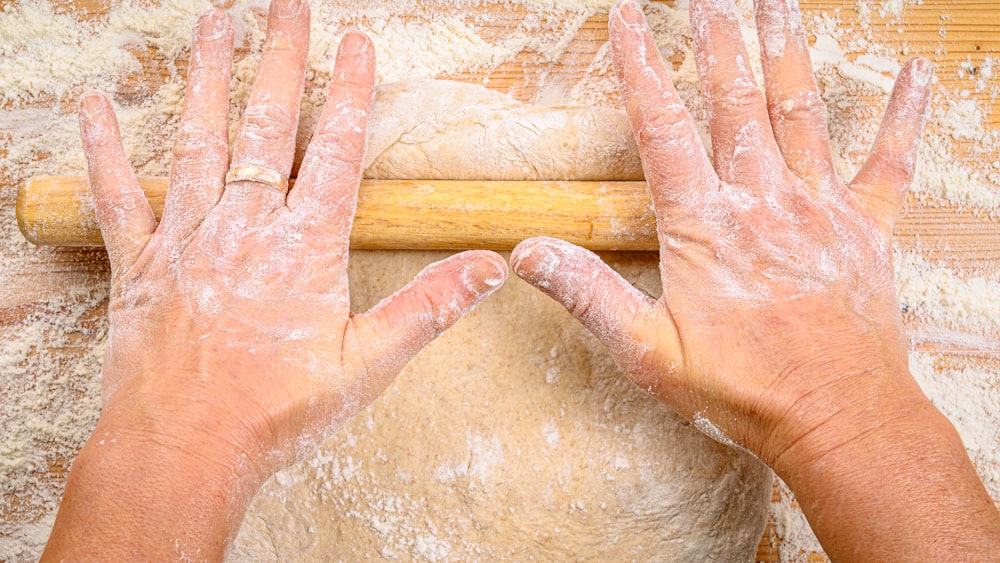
{"left": 16, "top": 176, "right": 659, "bottom": 251}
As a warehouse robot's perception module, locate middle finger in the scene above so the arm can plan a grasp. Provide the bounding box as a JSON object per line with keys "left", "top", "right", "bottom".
{"left": 755, "top": 0, "right": 838, "bottom": 191}
{"left": 221, "top": 0, "right": 310, "bottom": 223}
{"left": 690, "top": 0, "right": 786, "bottom": 188}
{"left": 160, "top": 10, "right": 234, "bottom": 247}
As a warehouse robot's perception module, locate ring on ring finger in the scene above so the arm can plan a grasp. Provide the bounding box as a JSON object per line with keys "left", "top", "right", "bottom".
{"left": 225, "top": 165, "right": 289, "bottom": 194}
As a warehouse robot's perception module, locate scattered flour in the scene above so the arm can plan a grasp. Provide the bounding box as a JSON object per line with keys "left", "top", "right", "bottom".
{"left": 770, "top": 477, "right": 825, "bottom": 559}
{"left": 1, "top": 0, "right": 998, "bottom": 562}
{"left": 896, "top": 250, "right": 1000, "bottom": 333}
{"left": 0, "top": 260, "right": 108, "bottom": 559}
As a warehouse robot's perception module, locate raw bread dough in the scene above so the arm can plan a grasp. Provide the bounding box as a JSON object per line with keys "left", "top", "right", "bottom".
{"left": 231, "top": 257, "right": 770, "bottom": 562}
{"left": 230, "top": 81, "right": 770, "bottom": 561}
{"left": 362, "top": 80, "right": 645, "bottom": 181}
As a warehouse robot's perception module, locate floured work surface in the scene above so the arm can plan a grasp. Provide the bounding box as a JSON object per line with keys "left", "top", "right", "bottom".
{"left": 1, "top": 1, "right": 999, "bottom": 562}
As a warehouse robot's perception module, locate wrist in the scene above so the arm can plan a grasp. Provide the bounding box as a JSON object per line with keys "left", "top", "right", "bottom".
{"left": 751, "top": 349, "right": 920, "bottom": 469}
{"left": 764, "top": 372, "right": 1000, "bottom": 560}
{"left": 94, "top": 390, "right": 276, "bottom": 489}
{"left": 100, "top": 363, "right": 284, "bottom": 476}
{"left": 770, "top": 383, "right": 951, "bottom": 479}
{"left": 44, "top": 413, "right": 267, "bottom": 560}
{"left": 93, "top": 401, "right": 269, "bottom": 477}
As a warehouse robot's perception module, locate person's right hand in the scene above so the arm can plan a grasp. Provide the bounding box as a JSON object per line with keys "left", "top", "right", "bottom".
{"left": 514, "top": 1, "right": 1000, "bottom": 560}
{"left": 515, "top": 0, "right": 931, "bottom": 473}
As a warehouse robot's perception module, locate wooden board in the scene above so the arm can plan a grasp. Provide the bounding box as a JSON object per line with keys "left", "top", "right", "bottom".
{"left": 1, "top": 2, "right": 998, "bottom": 562}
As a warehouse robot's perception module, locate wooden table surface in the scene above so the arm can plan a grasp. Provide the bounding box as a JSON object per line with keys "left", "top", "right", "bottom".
{"left": 1, "top": 1, "right": 998, "bottom": 562}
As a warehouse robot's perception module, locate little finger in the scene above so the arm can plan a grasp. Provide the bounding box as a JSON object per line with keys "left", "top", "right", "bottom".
{"left": 79, "top": 92, "right": 157, "bottom": 277}
{"left": 850, "top": 58, "right": 934, "bottom": 235}
{"left": 286, "top": 32, "right": 375, "bottom": 259}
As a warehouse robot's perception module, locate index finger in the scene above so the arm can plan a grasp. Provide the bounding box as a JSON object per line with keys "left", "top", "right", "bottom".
{"left": 609, "top": 0, "right": 718, "bottom": 239}
{"left": 285, "top": 32, "right": 375, "bottom": 256}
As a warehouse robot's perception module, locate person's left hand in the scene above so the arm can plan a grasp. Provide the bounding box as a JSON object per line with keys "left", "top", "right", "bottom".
{"left": 46, "top": 2, "right": 506, "bottom": 558}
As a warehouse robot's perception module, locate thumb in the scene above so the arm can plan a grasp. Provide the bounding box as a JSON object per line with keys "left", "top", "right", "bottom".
{"left": 349, "top": 250, "right": 507, "bottom": 385}
{"left": 510, "top": 237, "right": 662, "bottom": 380}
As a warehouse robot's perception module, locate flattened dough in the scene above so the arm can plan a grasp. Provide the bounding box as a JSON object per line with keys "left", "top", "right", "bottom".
{"left": 232, "top": 81, "right": 770, "bottom": 561}
{"left": 362, "top": 80, "right": 645, "bottom": 181}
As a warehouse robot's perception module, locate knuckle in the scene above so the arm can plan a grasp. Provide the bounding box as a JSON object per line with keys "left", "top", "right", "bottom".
{"left": 333, "top": 69, "right": 376, "bottom": 92}
{"left": 264, "top": 29, "right": 298, "bottom": 53}
{"left": 186, "top": 61, "right": 228, "bottom": 87}
{"left": 321, "top": 100, "right": 369, "bottom": 133}
{"left": 309, "top": 131, "right": 364, "bottom": 171}
{"left": 637, "top": 103, "right": 692, "bottom": 145}
{"left": 769, "top": 89, "right": 828, "bottom": 124}
{"left": 426, "top": 292, "right": 462, "bottom": 334}
{"left": 567, "top": 290, "right": 595, "bottom": 322}
{"left": 867, "top": 151, "right": 915, "bottom": 185}
{"left": 712, "top": 78, "right": 765, "bottom": 116}
{"left": 309, "top": 109, "right": 368, "bottom": 166}
{"left": 240, "top": 103, "right": 295, "bottom": 140}
{"left": 172, "top": 124, "right": 227, "bottom": 163}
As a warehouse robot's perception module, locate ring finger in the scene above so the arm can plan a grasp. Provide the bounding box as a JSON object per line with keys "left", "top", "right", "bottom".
{"left": 220, "top": 0, "right": 310, "bottom": 224}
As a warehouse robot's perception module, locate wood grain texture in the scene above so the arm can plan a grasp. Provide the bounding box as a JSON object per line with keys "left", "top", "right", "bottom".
{"left": 17, "top": 176, "right": 1000, "bottom": 261}
{"left": 16, "top": 176, "right": 659, "bottom": 250}
{"left": 1, "top": 2, "right": 998, "bottom": 563}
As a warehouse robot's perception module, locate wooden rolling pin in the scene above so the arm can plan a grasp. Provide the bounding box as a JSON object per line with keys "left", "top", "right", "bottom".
{"left": 16, "top": 176, "right": 659, "bottom": 251}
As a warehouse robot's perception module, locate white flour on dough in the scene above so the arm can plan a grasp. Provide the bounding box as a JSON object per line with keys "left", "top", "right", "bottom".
{"left": 363, "top": 79, "right": 643, "bottom": 181}
{"left": 230, "top": 251, "right": 771, "bottom": 562}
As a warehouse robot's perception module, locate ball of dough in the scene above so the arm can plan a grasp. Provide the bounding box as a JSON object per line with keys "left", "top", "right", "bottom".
{"left": 231, "top": 252, "right": 770, "bottom": 562}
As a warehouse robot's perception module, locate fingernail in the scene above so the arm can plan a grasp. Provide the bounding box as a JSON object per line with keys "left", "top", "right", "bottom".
{"left": 482, "top": 258, "right": 508, "bottom": 290}
{"left": 80, "top": 92, "right": 105, "bottom": 119}
{"left": 757, "top": 0, "right": 787, "bottom": 25}
{"left": 910, "top": 57, "right": 935, "bottom": 88}
{"left": 614, "top": 0, "right": 645, "bottom": 27}
{"left": 198, "top": 10, "right": 228, "bottom": 41}
{"left": 463, "top": 255, "right": 508, "bottom": 297}
{"left": 274, "top": 0, "right": 304, "bottom": 20}
{"left": 510, "top": 238, "right": 565, "bottom": 283}
{"left": 339, "top": 32, "right": 369, "bottom": 56}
